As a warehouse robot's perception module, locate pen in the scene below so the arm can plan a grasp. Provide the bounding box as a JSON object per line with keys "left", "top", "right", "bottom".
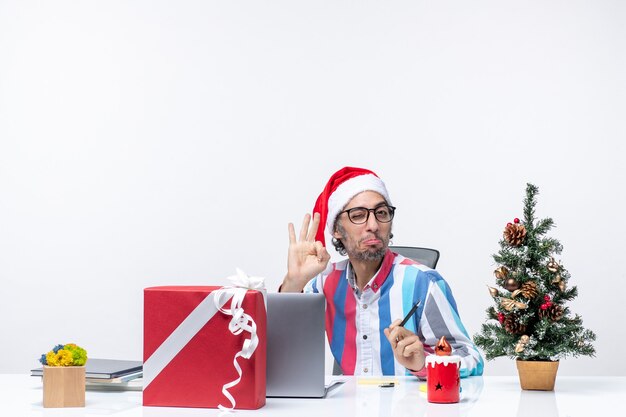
{"left": 399, "top": 300, "right": 421, "bottom": 327}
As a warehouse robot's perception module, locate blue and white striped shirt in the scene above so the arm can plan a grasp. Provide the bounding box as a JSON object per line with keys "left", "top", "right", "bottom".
{"left": 304, "top": 249, "right": 484, "bottom": 377}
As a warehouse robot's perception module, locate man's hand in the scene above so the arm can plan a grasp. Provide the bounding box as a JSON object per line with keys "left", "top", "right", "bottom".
{"left": 383, "top": 319, "right": 425, "bottom": 372}
{"left": 280, "top": 213, "right": 331, "bottom": 292}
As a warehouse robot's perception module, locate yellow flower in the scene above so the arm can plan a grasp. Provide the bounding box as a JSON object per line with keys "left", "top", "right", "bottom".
{"left": 45, "top": 351, "right": 58, "bottom": 366}
{"left": 58, "top": 350, "right": 74, "bottom": 366}
{"left": 45, "top": 349, "right": 74, "bottom": 366}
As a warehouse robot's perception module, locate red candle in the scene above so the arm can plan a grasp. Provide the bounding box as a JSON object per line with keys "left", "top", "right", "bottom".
{"left": 426, "top": 336, "right": 461, "bottom": 403}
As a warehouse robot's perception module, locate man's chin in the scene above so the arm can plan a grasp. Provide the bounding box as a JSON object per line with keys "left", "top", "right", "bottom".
{"left": 350, "top": 247, "right": 387, "bottom": 262}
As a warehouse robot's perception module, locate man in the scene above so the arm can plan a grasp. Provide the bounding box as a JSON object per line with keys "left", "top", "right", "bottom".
{"left": 280, "top": 167, "right": 484, "bottom": 377}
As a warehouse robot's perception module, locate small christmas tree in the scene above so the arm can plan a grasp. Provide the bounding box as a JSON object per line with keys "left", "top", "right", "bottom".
{"left": 474, "top": 184, "right": 596, "bottom": 361}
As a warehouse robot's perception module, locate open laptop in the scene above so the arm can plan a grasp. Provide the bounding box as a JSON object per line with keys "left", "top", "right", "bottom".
{"left": 266, "top": 292, "right": 329, "bottom": 398}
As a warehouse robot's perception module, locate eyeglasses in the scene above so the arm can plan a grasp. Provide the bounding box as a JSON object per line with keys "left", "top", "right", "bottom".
{"left": 338, "top": 205, "right": 396, "bottom": 225}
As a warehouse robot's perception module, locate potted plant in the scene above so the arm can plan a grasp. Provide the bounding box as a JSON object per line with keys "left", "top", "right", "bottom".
{"left": 473, "top": 184, "right": 596, "bottom": 390}
{"left": 39, "top": 343, "right": 87, "bottom": 407}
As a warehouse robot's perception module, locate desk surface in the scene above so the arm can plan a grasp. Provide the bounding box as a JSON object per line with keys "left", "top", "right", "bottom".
{"left": 1, "top": 374, "right": 624, "bottom": 417}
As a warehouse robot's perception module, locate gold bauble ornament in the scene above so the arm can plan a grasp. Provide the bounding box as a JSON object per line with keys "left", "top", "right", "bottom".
{"left": 515, "top": 335, "right": 530, "bottom": 353}
{"left": 487, "top": 285, "right": 499, "bottom": 297}
{"left": 494, "top": 266, "right": 509, "bottom": 281}
{"left": 547, "top": 257, "right": 560, "bottom": 273}
{"left": 504, "top": 278, "right": 520, "bottom": 291}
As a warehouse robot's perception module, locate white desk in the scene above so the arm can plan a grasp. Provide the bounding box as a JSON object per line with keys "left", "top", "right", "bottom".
{"left": 1, "top": 374, "right": 624, "bottom": 417}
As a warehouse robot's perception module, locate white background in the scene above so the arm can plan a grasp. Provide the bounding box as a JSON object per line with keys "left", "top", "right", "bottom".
{"left": 1, "top": 1, "right": 624, "bottom": 376}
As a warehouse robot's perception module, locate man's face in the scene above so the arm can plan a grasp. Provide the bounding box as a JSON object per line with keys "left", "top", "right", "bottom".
{"left": 333, "top": 191, "right": 393, "bottom": 262}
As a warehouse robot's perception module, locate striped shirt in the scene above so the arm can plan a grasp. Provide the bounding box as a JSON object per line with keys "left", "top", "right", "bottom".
{"left": 304, "top": 249, "right": 484, "bottom": 377}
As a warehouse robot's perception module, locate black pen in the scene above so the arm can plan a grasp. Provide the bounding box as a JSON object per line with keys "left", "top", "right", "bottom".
{"left": 399, "top": 300, "right": 421, "bottom": 327}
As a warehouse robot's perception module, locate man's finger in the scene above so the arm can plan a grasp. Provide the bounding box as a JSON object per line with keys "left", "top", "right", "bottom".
{"left": 386, "top": 327, "right": 400, "bottom": 348}
{"left": 306, "top": 212, "right": 321, "bottom": 242}
{"left": 403, "top": 344, "right": 422, "bottom": 357}
{"left": 314, "top": 241, "right": 327, "bottom": 261}
{"left": 288, "top": 222, "right": 296, "bottom": 244}
{"left": 387, "top": 319, "right": 402, "bottom": 331}
{"left": 299, "top": 214, "right": 311, "bottom": 242}
{"left": 392, "top": 329, "right": 419, "bottom": 349}
{"left": 396, "top": 336, "right": 421, "bottom": 356}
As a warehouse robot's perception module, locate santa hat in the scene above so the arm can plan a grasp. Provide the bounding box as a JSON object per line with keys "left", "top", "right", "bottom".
{"left": 313, "top": 166, "right": 391, "bottom": 245}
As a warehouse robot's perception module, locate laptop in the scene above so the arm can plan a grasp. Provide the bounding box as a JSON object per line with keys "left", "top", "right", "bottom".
{"left": 266, "top": 292, "right": 327, "bottom": 398}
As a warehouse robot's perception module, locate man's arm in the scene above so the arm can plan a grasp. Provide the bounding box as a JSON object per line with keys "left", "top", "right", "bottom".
{"left": 419, "top": 276, "right": 484, "bottom": 377}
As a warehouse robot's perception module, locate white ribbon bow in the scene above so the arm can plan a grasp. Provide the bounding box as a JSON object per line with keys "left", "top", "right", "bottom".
{"left": 213, "top": 269, "right": 266, "bottom": 411}
{"left": 227, "top": 268, "right": 266, "bottom": 291}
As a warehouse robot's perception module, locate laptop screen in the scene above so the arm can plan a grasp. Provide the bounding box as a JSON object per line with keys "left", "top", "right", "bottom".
{"left": 266, "top": 292, "right": 326, "bottom": 398}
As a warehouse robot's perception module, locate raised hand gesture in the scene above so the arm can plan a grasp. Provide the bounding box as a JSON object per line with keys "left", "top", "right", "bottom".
{"left": 280, "top": 213, "right": 331, "bottom": 292}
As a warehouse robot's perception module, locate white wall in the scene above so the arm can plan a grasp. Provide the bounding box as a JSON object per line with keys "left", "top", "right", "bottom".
{"left": 1, "top": 1, "right": 624, "bottom": 376}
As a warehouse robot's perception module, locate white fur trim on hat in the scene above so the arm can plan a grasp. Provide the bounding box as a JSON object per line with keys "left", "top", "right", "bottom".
{"left": 326, "top": 173, "right": 391, "bottom": 235}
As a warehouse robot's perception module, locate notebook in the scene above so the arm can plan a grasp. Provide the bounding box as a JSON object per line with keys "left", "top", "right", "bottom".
{"left": 266, "top": 292, "right": 327, "bottom": 398}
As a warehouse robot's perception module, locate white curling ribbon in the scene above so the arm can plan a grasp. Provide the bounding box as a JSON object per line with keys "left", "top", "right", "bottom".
{"left": 213, "top": 269, "right": 265, "bottom": 411}
{"left": 227, "top": 268, "right": 266, "bottom": 291}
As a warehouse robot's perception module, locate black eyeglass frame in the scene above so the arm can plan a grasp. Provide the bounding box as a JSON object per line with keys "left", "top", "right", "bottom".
{"left": 338, "top": 204, "right": 397, "bottom": 225}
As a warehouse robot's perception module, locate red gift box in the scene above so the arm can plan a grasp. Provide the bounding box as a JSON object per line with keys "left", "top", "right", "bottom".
{"left": 143, "top": 286, "right": 266, "bottom": 409}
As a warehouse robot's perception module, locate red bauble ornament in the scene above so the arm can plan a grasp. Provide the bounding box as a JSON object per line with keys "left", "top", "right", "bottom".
{"left": 497, "top": 312, "right": 505, "bottom": 323}
{"left": 514, "top": 218, "right": 520, "bottom": 224}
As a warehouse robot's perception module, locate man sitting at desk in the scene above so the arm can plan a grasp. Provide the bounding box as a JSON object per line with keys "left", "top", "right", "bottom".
{"left": 280, "top": 167, "right": 484, "bottom": 377}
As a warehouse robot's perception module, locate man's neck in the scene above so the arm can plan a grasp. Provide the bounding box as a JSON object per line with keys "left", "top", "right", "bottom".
{"left": 350, "top": 257, "right": 384, "bottom": 291}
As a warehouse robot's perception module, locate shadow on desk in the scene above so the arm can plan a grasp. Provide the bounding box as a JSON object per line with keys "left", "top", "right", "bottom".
{"left": 29, "top": 383, "right": 142, "bottom": 415}
{"left": 421, "top": 377, "right": 484, "bottom": 417}
{"left": 363, "top": 377, "right": 485, "bottom": 417}
{"left": 516, "top": 389, "right": 558, "bottom": 417}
